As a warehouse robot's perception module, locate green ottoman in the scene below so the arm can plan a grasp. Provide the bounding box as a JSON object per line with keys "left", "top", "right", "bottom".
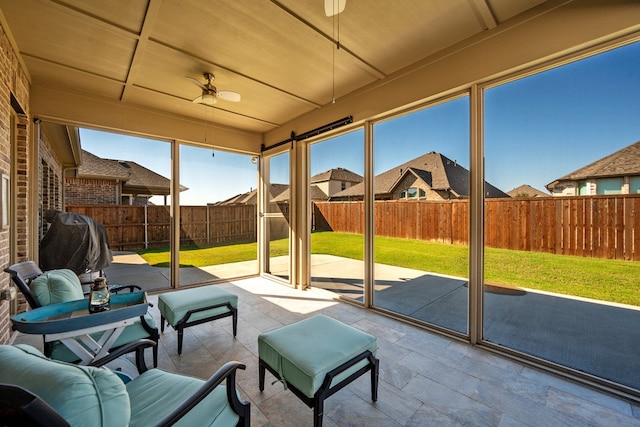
{"left": 158, "top": 286, "right": 238, "bottom": 355}
{"left": 258, "top": 314, "right": 379, "bottom": 427}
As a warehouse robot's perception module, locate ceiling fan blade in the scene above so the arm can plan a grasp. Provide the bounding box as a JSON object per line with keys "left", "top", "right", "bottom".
{"left": 217, "top": 90, "right": 241, "bottom": 102}
{"left": 324, "top": 0, "right": 346, "bottom": 16}
{"left": 186, "top": 75, "right": 207, "bottom": 90}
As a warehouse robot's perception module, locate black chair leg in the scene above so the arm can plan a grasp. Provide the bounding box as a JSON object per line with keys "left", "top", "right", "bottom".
{"left": 177, "top": 326, "right": 184, "bottom": 355}
{"left": 371, "top": 358, "right": 379, "bottom": 402}
{"left": 259, "top": 360, "right": 265, "bottom": 391}
{"left": 313, "top": 397, "right": 324, "bottom": 427}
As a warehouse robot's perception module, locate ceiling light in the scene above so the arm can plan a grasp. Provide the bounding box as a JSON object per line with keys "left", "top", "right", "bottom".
{"left": 202, "top": 93, "right": 217, "bottom": 105}
{"left": 325, "top": 0, "right": 346, "bottom": 16}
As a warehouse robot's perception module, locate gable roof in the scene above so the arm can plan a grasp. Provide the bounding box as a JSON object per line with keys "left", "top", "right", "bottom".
{"left": 76, "top": 150, "right": 130, "bottom": 180}
{"left": 215, "top": 184, "right": 288, "bottom": 205}
{"left": 311, "top": 168, "right": 363, "bottom": 184}
{"left": 507, "top": 184, "right": 549, "bottom": 198}
{"left": 547, "top": 140, "right": 640, "bottom": 189}
{"left": 332, "top": 151, "right": 508, "bottom": 199}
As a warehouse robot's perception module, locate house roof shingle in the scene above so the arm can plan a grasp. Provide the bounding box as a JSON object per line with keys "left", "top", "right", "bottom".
{"left": 548, "top": 140, "right": 640, "bottom": 188}
{"left": 332, "top": 152, "right": 508, "bottom": 199}
{"left": 310, "top": 168, "right": 363, "bottom": 184}
{"left": 77, "top": 150, "right": 183, "bottom": 196}
{"left": 507, "top": 184, "right": 549, "bottom": 198}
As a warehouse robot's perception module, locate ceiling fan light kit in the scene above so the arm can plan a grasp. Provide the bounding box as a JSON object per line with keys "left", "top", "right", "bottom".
{"left": 201, "top": 93, "right": 217, "bottom": 105}
{"left": 189, "top": 72, "right": 240, "bottom": 106}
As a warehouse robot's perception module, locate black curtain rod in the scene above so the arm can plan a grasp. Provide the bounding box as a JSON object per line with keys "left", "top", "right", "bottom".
{"left": 261, "top": 116, "right": 353, "bottom": 152}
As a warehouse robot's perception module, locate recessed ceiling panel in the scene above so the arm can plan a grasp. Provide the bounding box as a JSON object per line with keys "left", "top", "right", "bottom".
{"left": 58, "top": 0, "right": 149, "bottom": 33}
{"left": 278, "top": 0, "right": 486, "bottom": 75}
{"left": 150, "top": 0, "right": 378, "bottom": 105}
{"left": 0, "top": 0, "right": 137, "bottom": 81}
{"left": 130, "top": 42, "right": 318, "bottom": 127}
{"left": 23, "top": 56, "right": 124, "bottom": 99}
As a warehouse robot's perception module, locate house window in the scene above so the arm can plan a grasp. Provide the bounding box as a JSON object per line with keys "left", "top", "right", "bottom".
{"left": 407, "top": 187, "right": 418, "bottom": 199}
{"left": 419, "top": 188, "right": 426, "bottom": 198}
{"left": 597, "top": 178, "right": 622, "bottom": 195}
{"left": 400, "top": 190, "right": 407, "bottom": 199}
{"left": 630, "top": 177, "right": 640, "bottom": 194}
{"left": 578, "top": 181, "right": 589, "bottom": 195}
{"left": 341, "top": 181, "right": 346, "bottom": 191}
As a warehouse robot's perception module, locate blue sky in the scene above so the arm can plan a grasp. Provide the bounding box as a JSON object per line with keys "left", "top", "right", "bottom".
{"left": 81, "top": 40, "right": 640, "bottom": 204}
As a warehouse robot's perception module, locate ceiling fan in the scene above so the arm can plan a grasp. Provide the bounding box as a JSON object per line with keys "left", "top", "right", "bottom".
{"left": 187, "top": 72, "right": 241, "bottom": 106}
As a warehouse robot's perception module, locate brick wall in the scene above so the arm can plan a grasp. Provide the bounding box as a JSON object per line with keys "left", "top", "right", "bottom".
{"left": 65, "top": 177, "right": 119, "bottom": 205}
{"left": 0, "top": 22, "right": 31, "bottom": 343}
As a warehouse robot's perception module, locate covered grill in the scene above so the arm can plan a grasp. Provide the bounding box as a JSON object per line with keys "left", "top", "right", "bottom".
{"left": 39, "top": 210, "right": 113, "bottom": 277}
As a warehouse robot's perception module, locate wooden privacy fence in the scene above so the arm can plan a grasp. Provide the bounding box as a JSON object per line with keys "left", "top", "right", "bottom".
{"left": 66, "top": 204, "right": 257, "bottom": 250}
{"left": 313, "top": 195, "right": 640, "bottom": 261}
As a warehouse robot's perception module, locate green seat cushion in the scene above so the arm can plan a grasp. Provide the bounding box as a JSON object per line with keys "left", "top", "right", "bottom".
{"left": 126, "top": 368, "right": 239, "bottom": 427}
{"left": 258, "top": 314, "right": 377, "bottom": 398}
{"left": 158, "top": 287, "right": 237, "bottom": 327}
{"left": 30, "top": 269, "right": 84, "bottom": 306}
{"left": 0, "top": 344, "right": 130, "bottom": 427}
{"left": 50, "top": 313, "right": 157, "bottom": 363}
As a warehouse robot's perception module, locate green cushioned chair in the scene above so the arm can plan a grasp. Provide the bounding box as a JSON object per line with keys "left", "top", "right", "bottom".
{"left": 0, "top": 342, "right": 250, "bottom": 427}
{"left": 5, "top": 261, "right": 160, "bottom": 367}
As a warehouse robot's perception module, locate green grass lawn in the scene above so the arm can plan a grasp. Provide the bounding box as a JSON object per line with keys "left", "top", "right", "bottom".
{"left": 138, "top": 231, "right": 640, "bottom": 306}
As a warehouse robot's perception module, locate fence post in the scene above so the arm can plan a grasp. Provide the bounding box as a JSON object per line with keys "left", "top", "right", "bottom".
{"left": 207, "top": 204, "right": 210, "bottom": 245}
{"left": 144, "top": 203, "right": 148, "bottom": 249}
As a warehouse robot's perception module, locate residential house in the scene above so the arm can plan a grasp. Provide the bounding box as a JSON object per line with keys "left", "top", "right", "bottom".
{"left": 546, "top": 140, "right": 640, "bottom": 196}
{"left": 272, "top": 167, "right": 364, "bottom": 203}
{"left": 507, "top": 184, "right": 550, "bottom": 198}
{"left": 215, "top": 184, "right": 288, "bottom": 205}
{"left": 65, "top": 150, "right": 182, "bottom": 206}
{"left": 331, "top": 152, "right": 509, "bottom": 201}
{"left": 220, "top": 168, "right": 363, "bottom": 204}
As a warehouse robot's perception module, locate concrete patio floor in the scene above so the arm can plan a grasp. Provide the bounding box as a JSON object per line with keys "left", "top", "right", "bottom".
{"left": 103, "top": 252, "right": 640, "bottom": 393}
{"left": 13, "top": 277, "right": 640, "bottom": 426}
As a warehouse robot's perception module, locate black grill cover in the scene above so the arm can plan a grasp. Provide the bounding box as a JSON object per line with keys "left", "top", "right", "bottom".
{"left": 39, "top": 210, "right": 113, "bottom": 275}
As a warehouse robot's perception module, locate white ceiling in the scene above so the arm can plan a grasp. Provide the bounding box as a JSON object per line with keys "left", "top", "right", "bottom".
{"left": 0, "top": 0, "right": 549, "bottom": 136}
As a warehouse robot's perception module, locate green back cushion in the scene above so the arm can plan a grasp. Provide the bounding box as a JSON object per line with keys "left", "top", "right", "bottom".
{"left": 0, "top": 345, "right": 130, "bottom": 426}
{"left": 30, "top": 269, "right": 84, "bottom": 306}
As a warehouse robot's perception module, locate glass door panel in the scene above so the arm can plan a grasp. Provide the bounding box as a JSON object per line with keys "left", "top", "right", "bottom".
{"left": 372, "top": 97, "right": 470, "bottom": 334}
{"left": 77, "top": 129, "right": 172, "bottom": 291}
{"left": 262, "top": 151, "right": 290, "bottom": 282}
{"left": 483, "top": 41, "right": 640, "bottom": 390}
{"left": 178, "top": 145, "right": 258, "bottom": 287}
{"left": 309, "top": 130, "right": 365, "bottom": 301}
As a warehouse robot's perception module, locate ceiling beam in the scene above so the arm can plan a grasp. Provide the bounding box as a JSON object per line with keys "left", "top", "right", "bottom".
{"left": 121, "top": 0, "right": 163, "bottom": 102}
{"left": 467, "top": 0, "right": 497, "bottom": 29}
